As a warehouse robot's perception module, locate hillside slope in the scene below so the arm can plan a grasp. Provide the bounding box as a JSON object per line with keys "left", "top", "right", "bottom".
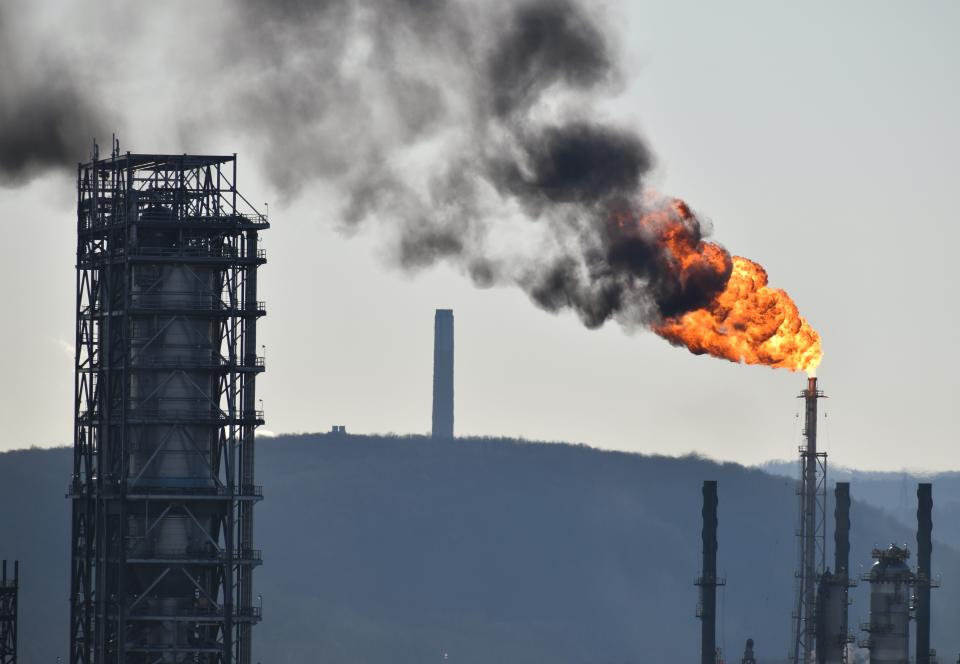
{"left": 1, "top": 436, "right": 957, "bottom": 663}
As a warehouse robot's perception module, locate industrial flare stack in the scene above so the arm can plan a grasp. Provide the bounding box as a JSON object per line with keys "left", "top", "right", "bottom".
{"left": 792, "top": 377, "right": 827, "bottom": 664}
{"left": 70, "top": 144, "right": 267, "bottom": 663}
{"left": 0, "top": 561, "right": 16, "bottom": 664}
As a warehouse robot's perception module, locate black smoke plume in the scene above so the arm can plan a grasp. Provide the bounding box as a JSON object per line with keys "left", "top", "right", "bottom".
{"left": 0, "top": 2, "right": 114, "bottom": 185}
{"left": 0, "top": 0, "right": 730, "bottom": 329}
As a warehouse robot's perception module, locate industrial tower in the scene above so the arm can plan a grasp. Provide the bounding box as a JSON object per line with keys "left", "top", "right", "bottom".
{"left": 791, "top": 377, "right": 827, "bottom": 664}
{"left": 816, "top": 482, "right": 854, "bottom": 664}
{"left": 696, "top": 480, "right": 723, "bottom": 664}
{"left": 915, "top": 483, "right": 935, "bottom": 664}
{"left": 431, "top": 309, "right": 454, "bottom": 438}
{"left": 70, "top": 143, "right": 267, "bottom": 663}
{"left": 0, "top": 561, "right": 16, "bottom": 664}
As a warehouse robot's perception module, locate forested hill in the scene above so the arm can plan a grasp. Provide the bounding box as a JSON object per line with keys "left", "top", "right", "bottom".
{"left": 2, "top": 435, "right": 958, "bottom": 663}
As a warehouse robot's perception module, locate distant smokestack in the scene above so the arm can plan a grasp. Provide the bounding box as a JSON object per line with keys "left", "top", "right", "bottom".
{"left": 697, "top": 480, "right": 720, "bottom": 664}
{"left": 432, "top": 309, "right": 454, "bottom": 439}
{"left": 916, "top": 483, "right": 933, "bottom": 664}
{"left": 835, "top": 482, "right": 850, "bottom": 576}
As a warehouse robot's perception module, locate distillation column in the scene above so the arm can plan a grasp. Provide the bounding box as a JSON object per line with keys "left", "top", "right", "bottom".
{"left": 861, "top": 545, "right": 912, "bottom": 664}
{"left": 71, "top": 147, "right": 267, "bottom": 663}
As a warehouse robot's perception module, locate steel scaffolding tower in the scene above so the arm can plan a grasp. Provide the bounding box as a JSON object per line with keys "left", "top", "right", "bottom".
{"left": 0, "top": 561, "right": 17, "bottom": 664}
{"left": 791, "top": 377, "right": 827, "bottom": 664}
{"left": 70, "top": 142, "right": 267, "bottom": 664}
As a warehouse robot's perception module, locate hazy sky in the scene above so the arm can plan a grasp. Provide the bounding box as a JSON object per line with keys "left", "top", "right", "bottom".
{"left": 0, "top": 0, "right": 957, "bottom": 471}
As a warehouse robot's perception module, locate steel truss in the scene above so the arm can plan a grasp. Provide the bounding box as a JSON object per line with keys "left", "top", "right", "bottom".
{"left": 0, "top": 561, "right": 17, "bottom": 664}
{"left": 70, "top": 142, "right": 267, "bottom": 664}
{"left": 791, "top": 378, "right": 827, "bottom": 664}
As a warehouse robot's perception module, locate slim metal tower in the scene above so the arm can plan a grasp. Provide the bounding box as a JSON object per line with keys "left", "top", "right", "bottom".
{"left": 915, "top": 483, "right": 934, "bottom": 664}
{"left": 70, "top": 142, "right": 267, "bottom": 663}
{"left": 791, "top": 377, "right": 827, "bottom": 664}
{"left": 0, "top": 561, "right": 17, "bottom": 664}
{"left": 696, "top": 480, "right": 723, "bottom": 664}
{"left": 431, "top": 309, "right": 454, "bottom": 439}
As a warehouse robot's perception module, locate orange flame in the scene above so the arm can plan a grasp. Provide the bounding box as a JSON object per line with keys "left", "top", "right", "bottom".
{"left": 637, "top": 199, "right": 823, "bottom": 374}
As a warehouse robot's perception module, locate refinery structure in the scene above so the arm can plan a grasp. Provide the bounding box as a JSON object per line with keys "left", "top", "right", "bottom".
{"left": 69, "top": 144, "right": 267, "bottom": 663}
{"left": 0, "top": 140, "right": 946, "bottom": 664}
{"left": 695, "top": 380, "right": 942, "bottom": 664}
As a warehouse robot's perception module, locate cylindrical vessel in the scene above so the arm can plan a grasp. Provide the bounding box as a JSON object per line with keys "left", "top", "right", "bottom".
{"left": 865, "top": 545, "right": 912, "bottom": 664}
{"left": 815, "top": 572, "right": 846, "bottom": 664}
{"left": 127, "top": 208, "right": 223, "bottom": 659}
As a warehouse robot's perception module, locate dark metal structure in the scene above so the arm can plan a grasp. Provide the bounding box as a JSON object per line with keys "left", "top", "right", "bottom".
{"left": 741, "top": 638, "right": 756, "bottom": 664}
{"left": 0, "top": 561, "right": 17, "bottom": 664}
{"left": 70, "top": 142, "right": 267, "bottom": 663}
{"left": 792, "top": 377, "right": 827, "bottom": 664}
{"left": 816, "top": 482, "right": 853, "bottom": 664}
{"left": 860, "top": 546, "right": 913, "bottom": 664}
{"left": 916, "top": 483, "right": 935, "bottom": 664}
{"left": 431, "top": 309, "right": 454, "bottom": 439}
{"left": 696, "top": 480, "right": 723, "bottom": 664}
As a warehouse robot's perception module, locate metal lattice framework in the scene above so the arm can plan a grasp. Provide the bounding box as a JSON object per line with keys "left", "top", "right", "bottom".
{"left": 70, "top": 142, "right": 267, "bottom": 664}
{"left": 0, "top": 561, "right": 17, "bottom": 664}
{"left": 791, "top": 377, "right": 827, "bottom": 664}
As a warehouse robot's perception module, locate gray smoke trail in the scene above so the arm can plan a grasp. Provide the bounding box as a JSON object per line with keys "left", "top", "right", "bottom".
{"left": 0, "top": 0, "right": 730, "bottom": 328}
{"left": 0, "top": 2, "right": 114, "bottom": 185}
{"left": 219, "top": 0, "right": 730, "bottom": 327}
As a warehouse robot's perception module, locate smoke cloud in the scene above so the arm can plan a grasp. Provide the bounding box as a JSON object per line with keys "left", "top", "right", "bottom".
{"left": 0, "top": 0, "right": 730, "bottom": 329}
{"left": 0, "top": 2, "right": 114, "bottom": 186}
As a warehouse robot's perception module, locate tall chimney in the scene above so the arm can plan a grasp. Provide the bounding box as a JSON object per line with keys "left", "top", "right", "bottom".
{"left": 697, "top": 480, "right": 719, "bottom": 664}
{"left": 432, "top": 309, "right": 454, "bottom": 439}
{"left": 916, "top": 483, "right": 933, "bottom": 664}
{"left": 834, "top": 482, "right": 850, "bottom": 577}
